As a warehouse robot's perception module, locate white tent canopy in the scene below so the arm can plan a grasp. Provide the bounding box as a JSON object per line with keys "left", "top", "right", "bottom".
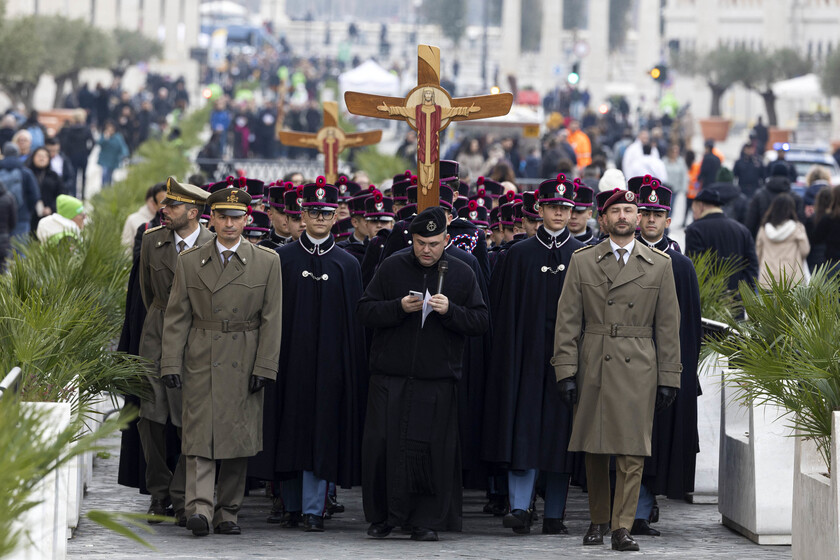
{"left": 772, "top": 73, "right": 823, "bottom": 100}
{"left": 338, "top": 60, "right": 401, "bottom": 110}
{"left": 199, "top": 1, "right": 248, "bottom": 16}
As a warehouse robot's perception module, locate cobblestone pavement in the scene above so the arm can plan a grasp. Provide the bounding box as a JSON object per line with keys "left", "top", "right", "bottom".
{"left": 68, "top": 435, "right": 792, "bottom": 559}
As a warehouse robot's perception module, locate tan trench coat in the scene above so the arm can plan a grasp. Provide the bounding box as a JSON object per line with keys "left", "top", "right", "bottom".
{"left": 138, "top": 224, "right": 214, "bottom": 425}
{"left": 551, "top": 240, "right": 681, "bottom": 456}
{"left": 160, "top": 237, "right": 282, "bottom": 459}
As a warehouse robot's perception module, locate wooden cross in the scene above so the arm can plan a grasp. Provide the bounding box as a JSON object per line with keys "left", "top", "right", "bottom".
{"left": 277, "top": 100, "right": 382, "bottom": 186}
{"left": 345, "top": 45, "right": 513, "bottom": 211}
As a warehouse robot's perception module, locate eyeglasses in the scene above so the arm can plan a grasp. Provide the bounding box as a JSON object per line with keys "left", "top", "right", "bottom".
{"left": 306, "top": 209, "right": 336, "bottom": 220}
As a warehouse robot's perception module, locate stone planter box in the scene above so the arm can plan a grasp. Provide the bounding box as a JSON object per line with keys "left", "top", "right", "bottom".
{"left": 699, "top": 117, "right": 732, "bottom": 142}
{"left": 792, "top": 411, "right": 840, "bottom": 559}
{"left": 11, "top": 401, "right": 72, "bottom": 560}
{"left": 689, "top": 352, "right": 724, "bottom": 504}
{"left": 718, "top": 369, "right": 794, "bottom": 545}
{"left": 767, "top": 127, "right": 792, "bottom": 147}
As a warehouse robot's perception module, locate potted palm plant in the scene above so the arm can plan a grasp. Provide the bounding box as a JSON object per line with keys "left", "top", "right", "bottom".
{"left": 709, "top": 267, "right": 840, "bottom": 549}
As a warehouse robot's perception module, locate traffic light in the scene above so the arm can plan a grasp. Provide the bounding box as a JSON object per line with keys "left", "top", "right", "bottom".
{"left": 567, "top": 62, "right": 580, "bottom": 85}
{"left": 650, "top": 65, "right": 667, "bottom": 83}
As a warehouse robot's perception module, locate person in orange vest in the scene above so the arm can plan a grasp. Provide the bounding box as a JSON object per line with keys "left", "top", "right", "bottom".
{"left": 685, "top": 150, "right": 701, "bottom": 225}
{"left": 567, "top": 119, "right": 592, "bottom": 169}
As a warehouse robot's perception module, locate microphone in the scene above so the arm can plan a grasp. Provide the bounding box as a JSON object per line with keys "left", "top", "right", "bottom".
{"left": 437, "top": 260, "right": 448, "bottom": 294}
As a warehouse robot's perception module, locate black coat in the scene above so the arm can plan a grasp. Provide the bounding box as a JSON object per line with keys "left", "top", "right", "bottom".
{"left": 357, "top": 250, "right": 489, "bottom": 380}
{"left": 0, "top": 180, "right": 16, "bottom": 271}
{"left": 337, "top": 236, "right": 367, "bottom": 264}
{"left": 640, "top": 237, "right": 703, "bottom": 498}
{"left": 732, "top": 154, "right": 765, "bottom": 198}
{"left": 482, "top": 227, "right": 583, "bottom": 472}
{"left": 250, "top": 234, "right": 367, "bottom": 487}
{"left": 378, "top": 217, "right": 414, "bottom": 263}
{"left": 744, "top": 176, "right": 805, "bottom": 238}
{"left": 685, "top": 211, "right": 758, "bottom": 291}
{"left": 360, "top": 228, "right": 390, "bottom": 287}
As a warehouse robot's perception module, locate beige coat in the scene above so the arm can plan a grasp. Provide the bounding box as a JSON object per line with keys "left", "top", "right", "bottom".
{"left": 755, "top": 220, "right": 810, "bottom": 287}
{"left": 551, "top": 240, "right": 682, "bottom": 456}
{"left": 160, "top": 237, "right": 282, "bottom": 459}
{"left": 138, "top": 224, "right": 214, "bottom": 425}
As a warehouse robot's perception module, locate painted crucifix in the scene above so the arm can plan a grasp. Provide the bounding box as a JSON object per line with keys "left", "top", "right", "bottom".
{"left": 345, "top": 45, "right": 513, "bottom": 211}
{"left": 277, "top": 100, "right": 382, "bottom": 185}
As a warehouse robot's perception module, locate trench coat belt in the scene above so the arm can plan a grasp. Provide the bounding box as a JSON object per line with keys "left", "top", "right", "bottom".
{"left": 584, "top": 324, "right": 653, "bottom": 338}
{"left": 191, "top": 318, "right": 260, "bottom": 332}
{"left": 151, "top": 299, "right": 167, "bottom": 311}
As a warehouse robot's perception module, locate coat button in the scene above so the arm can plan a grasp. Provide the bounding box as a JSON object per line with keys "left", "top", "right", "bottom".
{"left": 628, "top": 302, "right": 634, "bottom": 308}
{"left": 232, "top": 308, "right": 238, "bottom": 313}
{"left": 212, "top": 362, "right": 219, "bottom": 367}
{"left": 625, "top": 356, "right": 631, "bottom": 363}
{"left": 607, "top": 299, "right": 614, "bottom": 305}
{"left": 213, "top": 307, "right": 221, "bottom": 313}
{"left": 605, "top": 355, "right": 611, "bottom": 361}
{"left": 232, "top": 361, "right": 238, "bottom": 368}
{"left": 232, "top": 334, "right": 238, "bottom": 340}
{"left": 214, "top": 335, "right": 220, "bottom": 341}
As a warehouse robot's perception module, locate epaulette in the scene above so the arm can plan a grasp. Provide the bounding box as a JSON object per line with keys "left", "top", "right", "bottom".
{"left": 256, "top": 244, "right": 276, "bottom": 254}
{"left": 650, "top": 247, "right": 671, "bottom": 259}
{"left": 143, "top": 224, "right": 164, "bottom": 235}
{"left": 574, "top": 244, "right": 595, "bottom": 254}
{"left": 180, "top": 245, "right": 201, "bottom": 256}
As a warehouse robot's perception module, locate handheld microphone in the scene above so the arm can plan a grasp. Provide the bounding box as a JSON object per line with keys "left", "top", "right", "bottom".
{"left": 437, "top": 260, "right": 448, "bottom": 294}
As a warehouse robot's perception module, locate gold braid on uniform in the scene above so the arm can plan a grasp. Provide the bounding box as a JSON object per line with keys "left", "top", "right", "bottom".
{"left": 573, "top": 244, "right": 596, "bottom": 254}
{"left": 143, "top": 225, "right": 165, "bottom": 235}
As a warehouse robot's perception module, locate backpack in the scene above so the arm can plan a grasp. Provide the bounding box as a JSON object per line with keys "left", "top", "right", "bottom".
{"left": 0, "top": 167, "right": 24, "bottom": 211}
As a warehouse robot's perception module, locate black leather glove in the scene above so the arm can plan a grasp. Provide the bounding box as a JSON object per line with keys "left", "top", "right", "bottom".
{"left": 557, "top": 378, "right": 578, "bottom": 407}
{"left": 655, "top": 386, "right": 678, "bottom": 412}
{"left": 249, "top": 375, "right": 268, "bottom": 394}
{"left": 162, "top": 374, "right": 181, "bottom": 389}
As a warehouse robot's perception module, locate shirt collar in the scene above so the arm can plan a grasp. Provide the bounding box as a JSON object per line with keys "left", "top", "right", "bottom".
{"left": 174, "top": 226, "right": 201, "bottom": 250}
{"left": 300, "top": 232, "right": 335, "bottom": 255}
{"left": 216, "top": 237, "right": 241, "bottom": 257}
{"left": 609, "top": 238, "right": 635, "bottom": 261}
{"left": 536, "top": 225, "right": 570, "bottom": 249}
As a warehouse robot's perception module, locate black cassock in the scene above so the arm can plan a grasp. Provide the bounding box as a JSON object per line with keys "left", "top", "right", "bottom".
{"left": 249, "top": 234, "right": 367, "bottom": 488}
{"left": 641, "top": 237, "right": 702, "bottom": 498}
{"left": 482, "top": 227, "right": 583, "bottom": 473}
{"left": 394, "top": 243, "right": 491, "bottom": 486}
{"left": 357, "top": 250, "right": 489, "bottom": 531}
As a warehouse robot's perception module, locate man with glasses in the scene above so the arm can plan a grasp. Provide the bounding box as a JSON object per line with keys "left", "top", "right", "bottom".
{"left": 251, "top": 176, "right": 367, "bottom": 533}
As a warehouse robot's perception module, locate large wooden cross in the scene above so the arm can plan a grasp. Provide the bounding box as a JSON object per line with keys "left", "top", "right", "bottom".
{"left": 277, "top": 100, "right": 382, "bottom": 186}
{"left": 345, "top": 45, "right": 513, "bottom": 211}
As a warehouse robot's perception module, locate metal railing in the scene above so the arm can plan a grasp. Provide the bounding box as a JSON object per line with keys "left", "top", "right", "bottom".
{"left": 195, "top": 158, "right": 351, "bottom": 183}
{"left": 0, "top": 367, "right": 22, "bottom": 402}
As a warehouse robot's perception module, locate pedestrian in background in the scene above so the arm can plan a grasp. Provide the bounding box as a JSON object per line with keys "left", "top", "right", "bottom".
{"left": 0, "top": 176, "right": 17, "bottom": 271}
{"left": 97, "top": 120, "right": 130, "bottom": 187}
{"left": 755, "top": 193, "right": 810, "bottom": 287}
{"left": 26, "top": 146, "right": 63, "bottom": 232}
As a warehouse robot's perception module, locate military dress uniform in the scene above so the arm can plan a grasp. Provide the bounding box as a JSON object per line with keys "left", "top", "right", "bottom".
{"left": 138, "top": 177, "right": 212, "bottom": 521}
{"left": 160, "top": 186, "right": 283, "bottom": 536}
{"left": 551, "top": 188, "right": 681, "bottom": 552}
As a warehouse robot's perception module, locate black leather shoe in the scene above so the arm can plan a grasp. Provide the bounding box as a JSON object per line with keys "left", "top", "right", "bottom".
{"left": 174, "top": 510, "right": 186, "bottom": 527}
{"left": 631, "top": 518, "right": 661, "bottom": 536}
{"left": 410, "top": 527, "right": 439, "bottom": 541}
{"left": 214, "top": 521, "right": 241, "bottom": 535}
{"left": 542, "top": 517, "right": 568, "bottom": 534}
{"left": 279, "top": 511, "right": 302, "bottom": 528}
{"left": 302, "top": 513, "right": 325, "bottom": 532}
{"left": 502, "top": 509, "right": 531, "bottom": 534}
{"left": 186, "top": 514, "right": 210, "bottom": 537}
{"left": 482, "top": 495, "right": 509, "bottom": 516}
{"left": 367, "top": 522, "right": 394, "bottom": 538}
{"left": 326, "top": 494, "right": 345, "bottom": 515}
{"left": 146, "top": 498, "right": 169, "bottom": 523}
{"left": 650, "top": 499, "right": 660, "bottom": 523}
{"left": 582, "top": 522, "right": 611, "bottom": 545}
{"left": 611, "top": 528, "right": 640, "bottom": 551}
{"left": 266, "top": 497, "right": 284, "bottom": 523}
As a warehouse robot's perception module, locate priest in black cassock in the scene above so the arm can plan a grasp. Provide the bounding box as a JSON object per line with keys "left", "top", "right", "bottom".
{"left": 482, "top": 174, "right": 584, "bottom": 535}
{"left": 632, "top": 178, "right": 702, "bottom": 536}
{"left": 358, "top": 207, "right": 489, "bottom": 542}
{"left": 249, "top": 177, "right": 367, "bottom": 532}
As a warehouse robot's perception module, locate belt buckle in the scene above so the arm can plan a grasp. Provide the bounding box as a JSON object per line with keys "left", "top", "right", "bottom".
{"left": 610, "top": 323, "right": 618, "bottom": 337}
{"left": 222, "top": 319, "right": 229, "bottom": 333}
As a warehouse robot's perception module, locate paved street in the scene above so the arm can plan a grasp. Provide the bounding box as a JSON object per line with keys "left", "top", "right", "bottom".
{"left": 68, "top": 434, "right": 791, "bottom": 559}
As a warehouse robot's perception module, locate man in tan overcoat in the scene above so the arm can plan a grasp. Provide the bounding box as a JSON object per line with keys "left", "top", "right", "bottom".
{"left": 137, "top": 177, "right": 213, "bottom": 524}
{"left": 160, "top": 186, "right": 283, "bottom": 536}
{"left": 551, "top": 188, "right": 681, "bottom": 552}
